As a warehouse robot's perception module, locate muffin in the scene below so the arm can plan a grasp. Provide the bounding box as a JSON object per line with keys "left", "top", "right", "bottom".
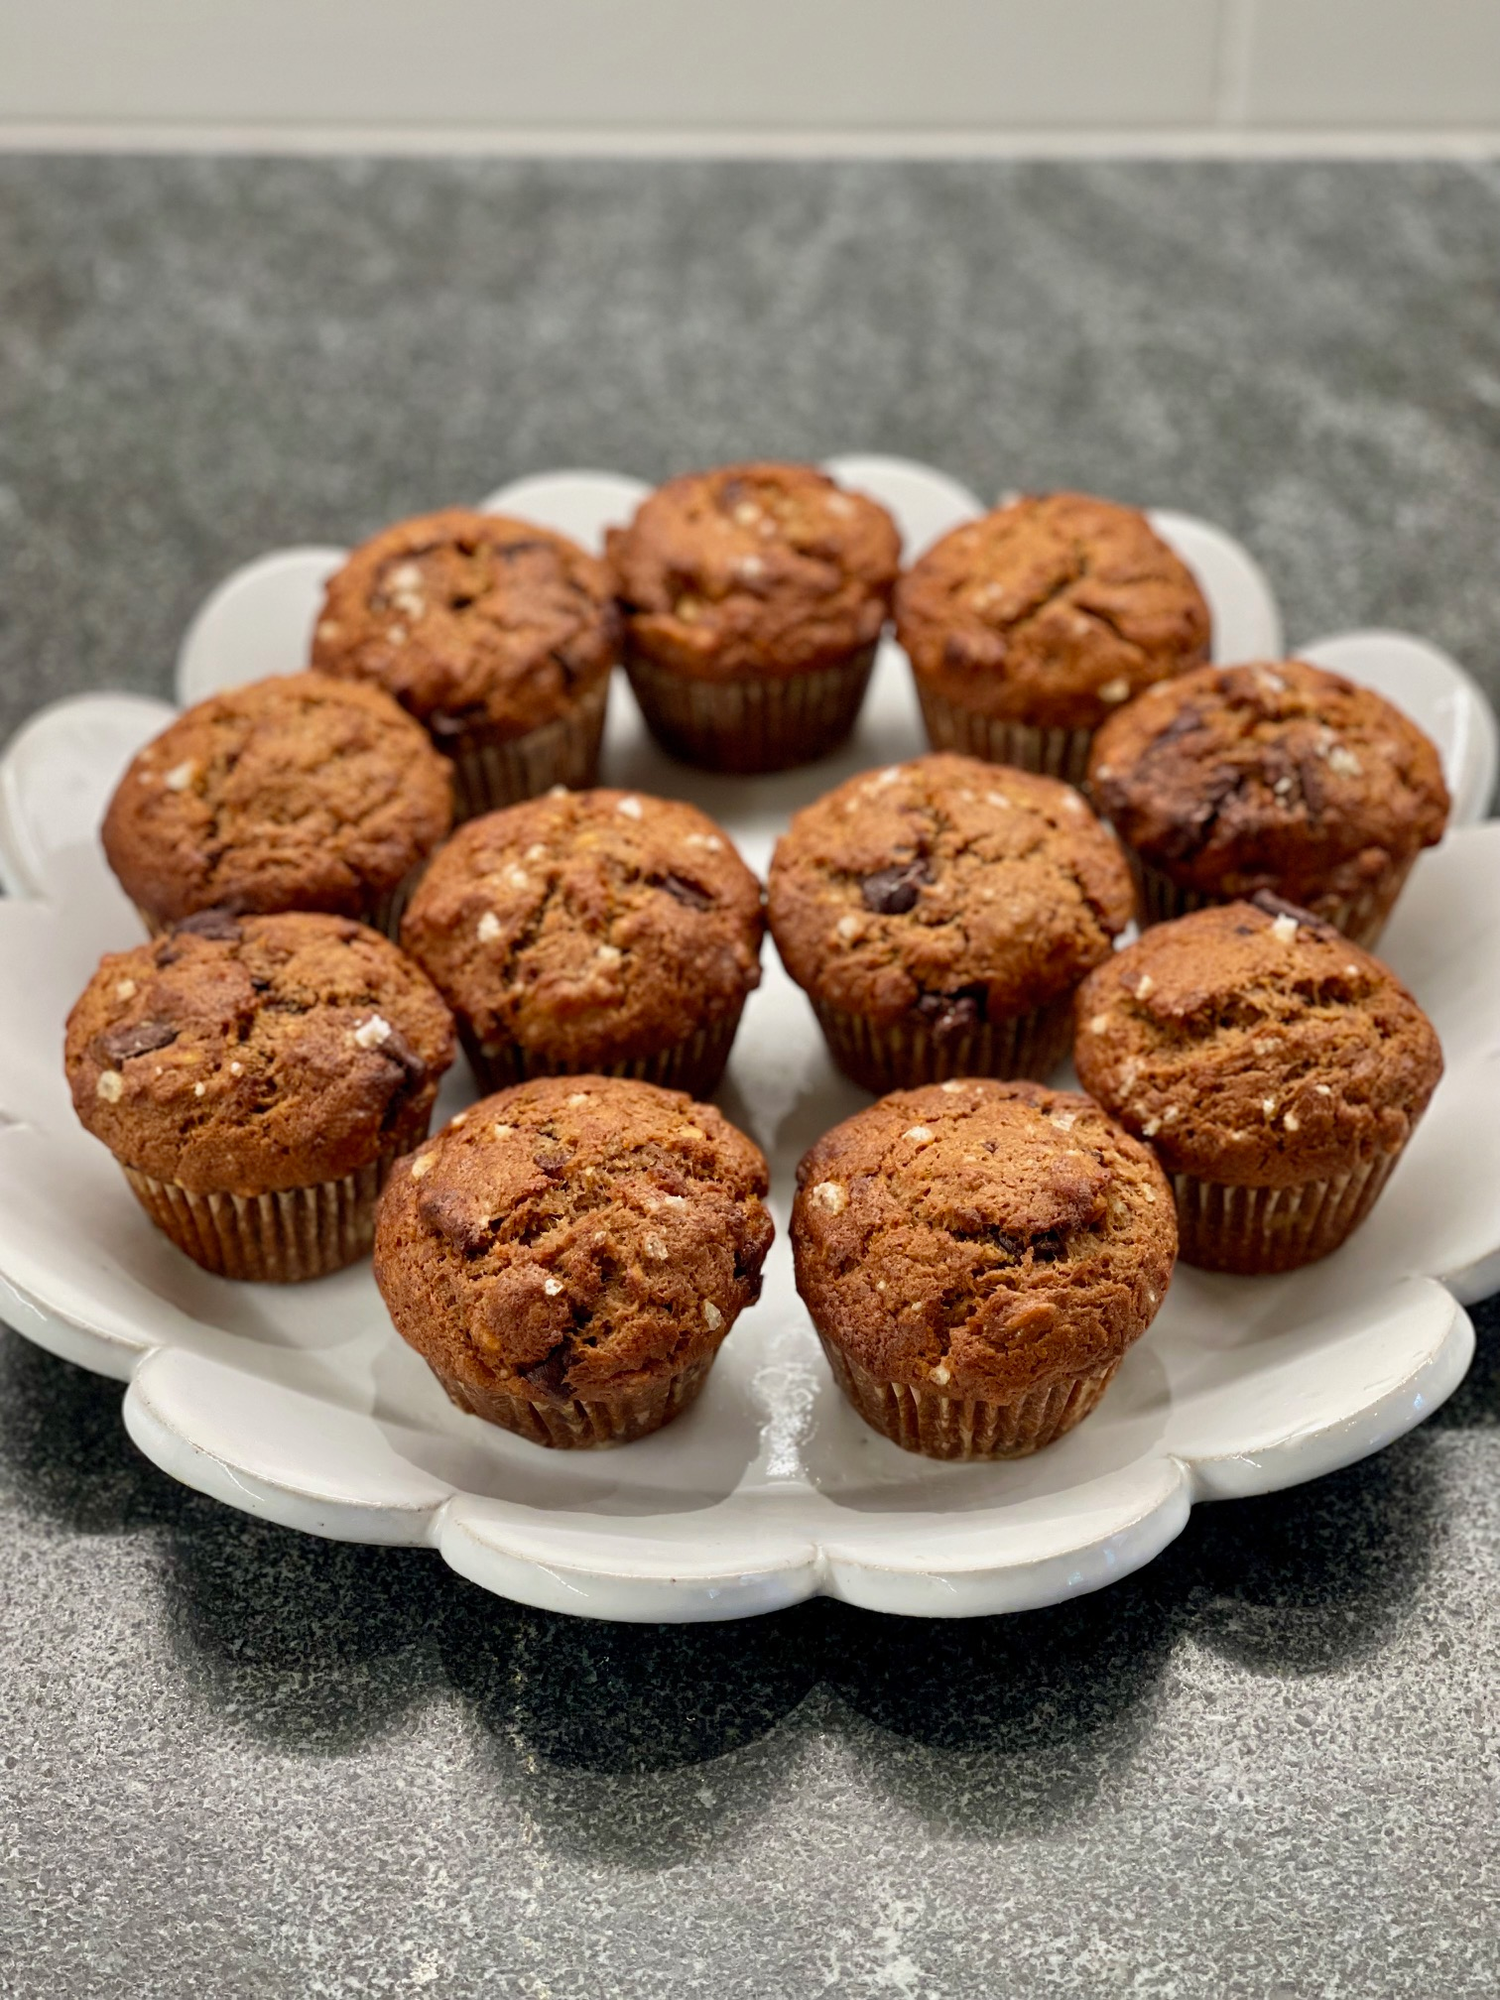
{"left": 374, "top": 1076, "right": 774, "bottom": 1447}
{"left": 1073, "top": 897, "right": 1443, "bottom": 1274}
{"left": 895, "top": 492, "right": 1211, "bottom": 785}
{"left": 400, "top": 787, "right": 764, "bottom": 1097}
{"left": 65, "top": 911, "right": 455, "bottom": 1281}
{"left": 792, "top": 1079, "right": 1175, "bottom": 1460}
{"left": 605, "top": 462, "right": 902, "bottom": 773}
{"left": 1087, "top": 658, "right": 1451, "bottom": 947}
{"left": 768, "top": 754, "right": 1136, "bottom": 1092}
{"left": 101, "top": 672, "right": 453, "bottom": 938}
{"left": 311, "top": 508, "right": 619, "bottom": 820}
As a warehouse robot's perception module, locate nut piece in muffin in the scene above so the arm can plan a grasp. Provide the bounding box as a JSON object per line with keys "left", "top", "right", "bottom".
{"left": 311, "top": 508, "right": 619, "bottom": 820}
{"left": 1087, "top": 658, "right": 1450, "bottom": 946}
{"left": 375, "top": 1076, "right": 774, "bottom": 1447}
{"left": 400, "top": 787, "right": 764, "bottom": 1098}
{"left": 102, "top": 672, "right": 453, "bottom": 938}
{"left": 66, "top": 911, "right": 456, "bottom": 1281}
{"left": 1073, "top": 896, "right": 1443, "bottom": 1274}
{"left": 895, "top": 492, "right": 1211, "bottom": 785}
{"left": 792, "top": 1079, "right": 1175, "bottom": 1460}
{"left": 606, "top": 462, "right": 902, "bottom": 773}
{"left": 768, "top": 753, "right": 1136, "bottom": 1092}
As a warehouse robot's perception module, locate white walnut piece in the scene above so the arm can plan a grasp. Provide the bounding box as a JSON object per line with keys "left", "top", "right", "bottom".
{"left": 810, "top": 1180, "right": 847, "bottom": 1214}
{"left": 96, "top": 1070, "right": 124, "bottom": 1103}
{"left": 702, "top": 1300, "right": 724, "bottom": 1330}
{"left": 351, "top": 1014, "right": 392, "bottom": 1051}
{"left": 476, "top": 911, "right": 502, "bottom": 943}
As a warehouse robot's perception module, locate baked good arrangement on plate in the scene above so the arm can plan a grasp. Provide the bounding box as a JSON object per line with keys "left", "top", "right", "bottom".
{"left": 1, "top": 454, "right": 1497, "bottom": 1622}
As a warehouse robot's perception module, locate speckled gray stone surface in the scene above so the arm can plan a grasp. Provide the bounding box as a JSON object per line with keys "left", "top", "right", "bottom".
{"left": 1, "top": 159, "right": 1498, "bottom": 1999}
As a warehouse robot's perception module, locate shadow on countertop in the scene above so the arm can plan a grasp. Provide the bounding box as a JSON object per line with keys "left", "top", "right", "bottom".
{"left": 2, "top": 1299, "right": 1490, "bottom": 1867}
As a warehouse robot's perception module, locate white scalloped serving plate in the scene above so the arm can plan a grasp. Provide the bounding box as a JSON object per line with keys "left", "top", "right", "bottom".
{"left": 0, "top": 457, "right": 1494, "bottom": 1624}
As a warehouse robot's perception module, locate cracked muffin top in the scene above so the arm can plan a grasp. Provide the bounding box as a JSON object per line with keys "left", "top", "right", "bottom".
{"left": 311, "top": 508, "right": 619, "bottom": 738}
{"left": 1073, "top": 897, "right": 1443, "bottom": 1188}
{"left": 102, "top": 673, "right": 453, "bottom": 929}
{"left": 605, "top": 462, "right": 901, "bottom": 680}
{"left": 792, "top": 1078, "right": 1175, "bottom": 1401}
{"left": 374, "top": 1077, "right": 773, "bottom": 1402}
{"left": 1087, "top": 659, "right": 1450, "bottom": 908}
{"left": 400, "top": 788, "right": 764, "bottom": 1067}
{"left": 895, "top": 493, "right": 1211, "bottom": 730}
{"left": 767, "top": 754, "right": 1135, "bottom": 1028}
{"left": 66, "top": 912, "right": 455, "bottom": 1193}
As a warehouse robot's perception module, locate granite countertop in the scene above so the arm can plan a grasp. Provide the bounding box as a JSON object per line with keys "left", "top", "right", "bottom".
{"left": 2, "top": 158, "right": 1498, "bottom": 1999}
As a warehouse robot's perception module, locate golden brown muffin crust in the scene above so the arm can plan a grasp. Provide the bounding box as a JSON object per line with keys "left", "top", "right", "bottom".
{"left": 605, "top": 462, "right": 901, "bottom": 681}
{"left": 101, "top": 672, "right": 453, "bottom": 927}
{"left": 768, "top": 754, "right": 1135, "bottom": 1028}
{"left": 1073, "top": 897, "right": 1443, "bottom": 1187}
{"left": 374, "top": 1077, "right": 773, "bottom": 1403}
{"left": 792, "top": 1079, "right": 1175, "bottom": 1401}
{"left": 311, "top": 508, "right": 619, "bottom": 738}
{"left": 400, "top": 788, "right": 764, "bottom": 1069}
{"left": 1087, "top": 659, "right": 1451, "bottom": 908}
{"left": 66, "top": 912, "right": 455, "bottom": 1193}
{"left": 895, "top": 492, "right": 1211, "bottom": 730}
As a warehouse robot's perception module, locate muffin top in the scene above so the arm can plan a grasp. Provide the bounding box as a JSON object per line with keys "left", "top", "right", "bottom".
{"left": 895, "top": 492, "right": 1211, "bottom": 730}
{"left": 66, "top": 912, "right": 455, "bottom": 1194}
{"left": 605, "top": 462, "right": 902, "bottom": 680}
{"left": 1073, "top": 897, "right": 1443, "bottom": 1188}
{"left": 1088, "top": 659, "right": 1451, "bottom": 905}
{"left": 400, "top": 788, "right": 764, "bottom": 1066}
{"left": 101, "top": 673, "right": 454, "bottom": 927}
{"left": 768, "top": 754, "right": 1135, "bottom": 1029}
{"left": 792, "top": 1079, "right": 1175, "bottom": 1401}
{"left": 374, "top": 1077, "right": 774, "bottom": 1402}
{"left": 311, "top": 508, "right": 619, "bottom": 738}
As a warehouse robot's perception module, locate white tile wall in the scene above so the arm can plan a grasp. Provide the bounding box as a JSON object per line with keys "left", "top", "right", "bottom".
{"left": 1241, "top": 0, "right": 1500, "bottom": 127}
{"left": 0, "top": 0, "right": 1497, "bottom": 142}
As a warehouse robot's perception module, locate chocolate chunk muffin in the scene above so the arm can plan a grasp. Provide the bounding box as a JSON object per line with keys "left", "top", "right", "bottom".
{"left": 606, "top": 462, "right": 901, "bottom": 773}
{"left": 66, "top": 912, "right": 455, "bottom": 1281}
{"left": 400, "top": 787, "right": 764, "bottom": 1098}
{"left": 792, "top": 1079, "right": 1175, "bottom": 1460}
{"left": 895, "top": 492, "right": 1211, "bottom": 785}
{"left": 375, "top": 1076, "right": 774, "bottom": 1447}
{"left": 1087, "top": 658, "right": 1451, "bottom": 946}
{"left": 1073, "top": 896, "right": 1443, "bottom": 1274}
{"left": 768, "top": 753, "right": 1136, "bottom": 1092}
{"left": 102, "top": 672, "right": 453, "bottom": 938}
{"left": 311, "top": 508, "right": 619, "bottom": 820}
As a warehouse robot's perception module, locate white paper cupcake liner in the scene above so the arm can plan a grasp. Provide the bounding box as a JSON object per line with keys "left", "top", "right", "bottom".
{"left": 436, "top": 1351, "right": 717, "bottom": 1448}
{"left": 123, "top": 1150, "right": 407, "bottom": 1282}
{"left": 134, "top": 853, "right": 431, "bottom": 946}
{"left": 1171, "top": 1150, "right": 1403, "bottom": 1274}
{"left": 916, "top": 688, "right": 1094, "bottom": 787}
{"left": 623, "top": 642, "right": 877, "bottom": 774}
{"left": 820, "top": 1338, "right": 1121, "bottom": 1460}
{"left": 810, "top": 992, "right": 1075, "bottom": 1094}
{"left": 1127, "top": 852, "right": 1417, "bottom": 951}
{"left": 442, "top": 673, "right": 609, "bottom": 823}
{"left": 460, "top": 1001, "right": 747, "bottom": 1101}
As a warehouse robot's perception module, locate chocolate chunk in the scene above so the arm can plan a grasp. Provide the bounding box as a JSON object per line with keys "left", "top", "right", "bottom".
{"left": 98, "top": 1018, "right": 179, "bottom": 1064}
{"left": 376, "top": 1024, "right": 427, "bottom": 1088}
{"left": 1297, "top": 753, "right": 1330, "bottom": 818}
{"left": 1250, "top": 890, "right": 1337, "bottom": 939}
{"left": 654, "top": 872, "right": 714, "bottom": 912}
{"left": 521, "top": 1340, "right": 574, "bottom": 1398}
{"left": 861, "top": 858, "right": 930, "bottom": 916}
{"left": 172, "top": 908, "right": 243, "bottom": 942}
{"left": 914, "top": 986, "right": 987, "bottom": 1038}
